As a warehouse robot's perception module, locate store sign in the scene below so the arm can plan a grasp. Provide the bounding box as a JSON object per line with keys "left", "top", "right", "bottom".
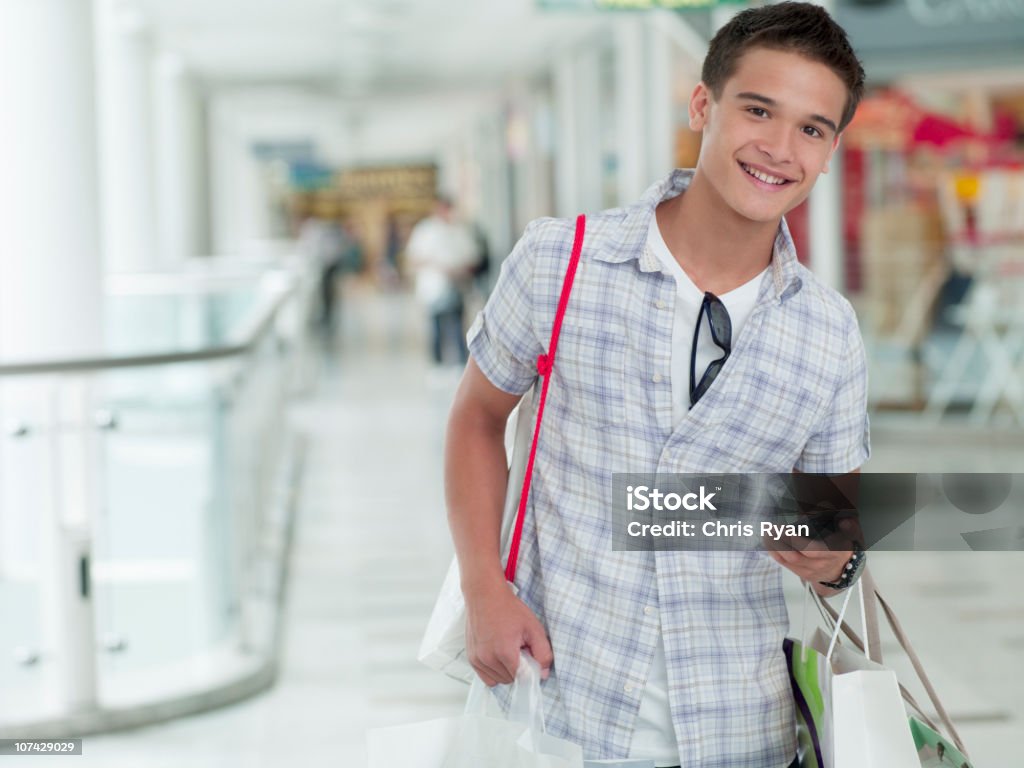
{"left": 335, "top": 166, "right": 437, "bottom": 199}
{"left": 907, "top": 0, "right": 1024, "bottom": 25}
{"left": 539, "top": 0, "right": 744, "bottom": 9}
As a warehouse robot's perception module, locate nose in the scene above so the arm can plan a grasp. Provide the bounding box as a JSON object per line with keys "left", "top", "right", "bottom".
{"left": 755, "top": 123, "right": 795, "bottom": 165}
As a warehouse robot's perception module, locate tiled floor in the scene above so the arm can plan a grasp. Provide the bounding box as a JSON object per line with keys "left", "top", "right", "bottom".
{"left": 5, "top": 286, "right": 1021, "bottom": 766}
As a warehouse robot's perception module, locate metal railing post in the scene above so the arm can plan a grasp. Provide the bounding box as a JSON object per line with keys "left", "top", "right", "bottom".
{"left": 40, "top": 379, "right": 99, "bottom": 714}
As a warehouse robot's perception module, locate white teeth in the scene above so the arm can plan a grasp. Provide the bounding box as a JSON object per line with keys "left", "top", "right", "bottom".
{"left": 742, "top": 163, "right": 787, "bottom": 185}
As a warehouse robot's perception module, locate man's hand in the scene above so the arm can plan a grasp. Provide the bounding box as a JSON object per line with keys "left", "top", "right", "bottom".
{"left": 764, "top": 511, "right": 862, "bottom": 596}
{"left": 769, "top": 470, "right": 864, "bottom": 596}
{"left": 765, "top": 539, "right": 851, "bottom": 597}
{"left": 465, "top": 578, "right": 553, "bottom": 686}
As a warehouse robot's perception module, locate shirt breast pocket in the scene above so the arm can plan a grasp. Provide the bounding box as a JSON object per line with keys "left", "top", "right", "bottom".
{"left": 551, "top": 324, "right": 627, "bottom": 429}
{"left": 719, "top": 369, "right": 827, "bottom": 463}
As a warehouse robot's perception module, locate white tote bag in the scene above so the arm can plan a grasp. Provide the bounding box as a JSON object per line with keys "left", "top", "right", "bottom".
{"left": 368, "top": 652, "right": 583, "bottom": 768}
{"left": 417, "top": 391, "right": 535, "bottom": 682}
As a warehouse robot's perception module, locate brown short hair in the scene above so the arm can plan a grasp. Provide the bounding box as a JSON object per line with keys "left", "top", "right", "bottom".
{"left": 702, "top": 2, "right": 865, "bottom": 133}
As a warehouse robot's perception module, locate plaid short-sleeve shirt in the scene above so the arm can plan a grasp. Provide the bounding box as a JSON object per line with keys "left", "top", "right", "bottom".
{"left": 467, "top": 170, "right": 870, "bottom": 767}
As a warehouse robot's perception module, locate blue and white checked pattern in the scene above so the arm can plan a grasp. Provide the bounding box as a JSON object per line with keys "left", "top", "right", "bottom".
{"left": 467, "top": 170, "right": 870, "bottom": 767}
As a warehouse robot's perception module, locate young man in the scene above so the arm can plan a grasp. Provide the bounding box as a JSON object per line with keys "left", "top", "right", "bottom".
{"left": 445, "top": 4, "right": 868, "bottom": 766}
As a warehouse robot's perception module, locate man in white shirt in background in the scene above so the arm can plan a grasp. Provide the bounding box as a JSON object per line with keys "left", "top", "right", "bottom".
{"left": 407, "top": 195, "right": 480, "bottom": 366}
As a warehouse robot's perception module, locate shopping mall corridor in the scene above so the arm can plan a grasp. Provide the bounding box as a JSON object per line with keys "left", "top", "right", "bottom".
{"left": 7, "top": 285, "right": 1022, "bottom": 767}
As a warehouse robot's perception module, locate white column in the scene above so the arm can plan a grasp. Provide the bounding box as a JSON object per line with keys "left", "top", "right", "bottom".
{"left": 574, "top": 47, "right": 604, "bottom": 214}
{"left": 208, "top": 96, "right": 275, "bottom": 257}
{"left": 194, "top": 98, "right": 214, "bottom": 257}
{"left": 646, "top": 20, "right": 675, "bottom": 182}
{"left": 0, "top": 0, "right": 102, "bottom": 714}
{"left": 615, "top": 17, "right": 648, "bottom": 204}
{"left": 554, "top": 53, "right": 579, "bottom": 219}
{"left": 647, "top": 11, "right": 708, "bottom": 181}
{"left": 526, "top": 84, "right": 556, "bottom": 222}
{"left": 0, "top": 1, "right": 104, "bottom": 360}
{"left": 809, "top": 150, "right": 845, "bottom": 290}
{"left": 209, "top": 98, "right": 236, "bottom": 256}
{"left": 154, "top": 54, "right": 203, "bottom": 268}
{"left": 480, "top": 113, "right": 512, "bottom": 259}
{"left": 95, "top": 0, "right": 159, "bottom": 273}
{"left": 804, "top": 0, "right": 845, "bottom": 291}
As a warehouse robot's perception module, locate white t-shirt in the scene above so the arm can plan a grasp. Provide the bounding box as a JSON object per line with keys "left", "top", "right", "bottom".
{"left": 647, "top": 214, "right": 766, "bottom": 425}
{"left": 628, "top": 215, "right": 767, "bottom": 766}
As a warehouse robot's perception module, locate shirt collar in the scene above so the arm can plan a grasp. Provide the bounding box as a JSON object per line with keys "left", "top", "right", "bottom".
{"left": 593, "top": 168, "right": 803, "bottom": 302}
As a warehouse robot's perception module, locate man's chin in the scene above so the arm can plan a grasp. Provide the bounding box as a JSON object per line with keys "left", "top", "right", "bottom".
{"left": 731, "top": 204, "right": 789, "bottom": 226}
{"left": 737, "top": 194, "right": 811, "bottom": 225}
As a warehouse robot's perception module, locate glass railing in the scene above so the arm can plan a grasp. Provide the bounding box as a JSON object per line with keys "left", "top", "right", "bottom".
{"left": 0, "top": 255, "right": 316, "bottom": 735}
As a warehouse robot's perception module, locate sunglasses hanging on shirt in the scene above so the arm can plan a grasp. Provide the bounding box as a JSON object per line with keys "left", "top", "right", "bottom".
{"left": 689, "top": 291, "right": 732, "bottom": 408}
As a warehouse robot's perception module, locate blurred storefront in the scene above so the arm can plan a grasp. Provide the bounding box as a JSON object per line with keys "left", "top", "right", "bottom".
{"left": 832, "top": 0, "right": 1024, "bottom": 416}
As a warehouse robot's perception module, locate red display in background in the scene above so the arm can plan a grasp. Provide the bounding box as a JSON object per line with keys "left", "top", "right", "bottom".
{"left": 843, "top": 147, "right": 865, "bottom": 293}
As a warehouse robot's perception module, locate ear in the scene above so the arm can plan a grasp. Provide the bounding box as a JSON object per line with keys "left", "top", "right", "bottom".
{"left": 822, "top": 134, "right": 841, "bottom": 174}
{"left": 689, "top": 82, "right": 712, "bottom": 131}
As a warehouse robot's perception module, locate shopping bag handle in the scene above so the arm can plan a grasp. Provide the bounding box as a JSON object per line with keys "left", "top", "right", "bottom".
{"left": 504, "top": 214, "right": 586, "bottom": 584}
{"left": 812, "top": 568, "right": 970, "bottom": 758}
{"left": 813, "top": 584, "right": 936, "bottom": 730}
{"left": 507, "top": 651, "right": 548, "bottom": 736}
{"left": 824, "top": 583, "right": 856, "bottom": 663}
{"left": 463, "top": 650, "right": 548, "bottom": 737}
{"left": 870, "top": 574, "right": 969, "bottom": 758}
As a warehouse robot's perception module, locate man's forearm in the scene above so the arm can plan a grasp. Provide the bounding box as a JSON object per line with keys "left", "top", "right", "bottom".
{"left": 444, "top": 399, "right": 515, "bottom": 599}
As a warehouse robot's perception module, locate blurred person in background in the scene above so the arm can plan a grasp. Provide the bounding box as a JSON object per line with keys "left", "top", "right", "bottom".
{"left": 380, "top": 215, "right": 405, "bottom": 290}
{"left": 298, "top": 214, "right": 359, "bottom": 333}
{"left": 407, "top": 195, "right": 481, "bottom": 365}
{"left": 444, "top": 4, "right": 869, "bottom": 767}
{"left": 469, "top": 220, "right": 492, "bottom": 292}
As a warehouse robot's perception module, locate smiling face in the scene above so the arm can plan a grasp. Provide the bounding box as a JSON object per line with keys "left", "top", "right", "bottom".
{"left": 690, "top": 46, "right": 847, "bottom": 225}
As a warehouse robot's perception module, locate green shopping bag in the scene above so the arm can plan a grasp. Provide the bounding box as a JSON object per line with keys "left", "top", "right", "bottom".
{"left": 910, "top": 718, "right": 972, "bottom": 768}
{"left": 785, "top": 634, "right": 831, "bottom": 768}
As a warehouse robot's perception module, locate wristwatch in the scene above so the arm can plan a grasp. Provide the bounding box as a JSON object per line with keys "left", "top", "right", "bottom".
{"left": 818, "top": 542, "right": 866, "bottom": 590}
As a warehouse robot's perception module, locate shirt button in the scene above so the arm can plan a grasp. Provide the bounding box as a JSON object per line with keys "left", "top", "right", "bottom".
{"left": 652, "top": 373, "right": 663, "bottom": 383}
{"left": 624, "top": 683, "right": 634, "bottom": 693}
{"left": 655, "top": 299, "right": 668, "bottom": 309}
{"left": 644, "top": 606, "right": 654, "bottom": 616}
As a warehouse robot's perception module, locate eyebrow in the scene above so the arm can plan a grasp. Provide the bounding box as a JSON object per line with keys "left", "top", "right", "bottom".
{"left": 734, "top": 91, "right": 838, "bottom": 135}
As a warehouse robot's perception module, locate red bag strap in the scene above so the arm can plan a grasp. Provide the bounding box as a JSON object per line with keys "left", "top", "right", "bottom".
{"left": 504, "top": 214, "right": 586, "bottom": 583}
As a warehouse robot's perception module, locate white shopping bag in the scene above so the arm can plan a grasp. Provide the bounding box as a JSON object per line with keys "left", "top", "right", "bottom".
{"left": 794, "top": 584, "right": 921, "bottom": 768}
{"left": 367, "top": 652, "right": 583, "bottom": 768}
{"left": 417, "top": 555, "right": 478, "bottom": 683}
{"left": 418, "top": 393, "right": 534, "bottom": 683}
{"left": 828, "top": 640, "right": 921, "bottom": 768}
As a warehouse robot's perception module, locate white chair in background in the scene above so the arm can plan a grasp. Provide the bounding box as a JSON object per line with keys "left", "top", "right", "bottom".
{"left": 926, "top": 169, "right": 1024, "bottom": 424}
